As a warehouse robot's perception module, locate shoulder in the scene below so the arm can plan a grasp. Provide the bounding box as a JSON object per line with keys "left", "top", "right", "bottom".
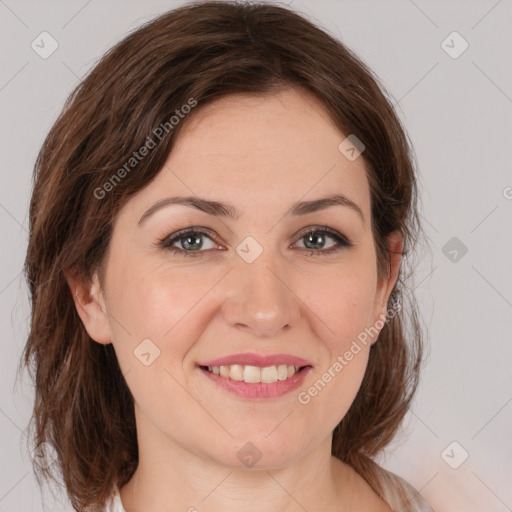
{"left": 102, "top": 467, "right": 434, "bottom": 512}
{"left": 102, "top": 483, "right": 125, "bottom": 512}
{"left": 373, "top": 465, "right": 435, "bottom": 512}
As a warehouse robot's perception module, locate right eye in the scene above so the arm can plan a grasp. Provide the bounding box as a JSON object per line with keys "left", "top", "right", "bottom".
{"left": 158, "top": 227, "right": 222, "bottom": 258}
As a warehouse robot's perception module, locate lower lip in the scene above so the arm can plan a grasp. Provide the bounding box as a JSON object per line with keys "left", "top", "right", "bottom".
{"left": 199, "top": 366, "right": 312, "bottom": 399}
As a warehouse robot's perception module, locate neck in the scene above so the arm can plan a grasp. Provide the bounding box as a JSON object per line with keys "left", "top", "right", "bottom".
{"left": 119, "top": 415, "right": 354, "bottom": 512}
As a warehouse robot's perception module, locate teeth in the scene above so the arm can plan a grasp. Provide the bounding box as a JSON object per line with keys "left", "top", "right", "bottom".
{"left": 207, "top": 364, "right": 301, "bottom": 383}
{"left": 230, "top": 364, "right": 244, "bottom": 381}
{"left": 260, "top": 366, "right": 277, "bottom": 383}
{"left": 277, "top": 364, "right": 288, "bottom": 381}
{"left": 243, "top": 365, "right": 261, "bottom": 383}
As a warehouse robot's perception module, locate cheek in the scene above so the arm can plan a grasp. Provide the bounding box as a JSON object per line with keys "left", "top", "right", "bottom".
{"left": 104, "top": 259, "right": 211, "bottom": 384}
{"left": 107, "top": 257, "right": 205, "bottom": 336}
{"left": 296, "top": 339, "right": 370, "bottom": 446}
{"left": 106, "top": 265, "right": 204, "bottom": 415}
{"left": 299, "top": 243, "right": 378, "bottom": 411}
{"left": 290, "top": 264, "right": 377, "bottom": 425}
{"left": 300, "top": 263, "right": 378, "bottom": 351}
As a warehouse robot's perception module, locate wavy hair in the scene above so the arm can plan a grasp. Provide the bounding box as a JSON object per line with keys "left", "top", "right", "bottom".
{"left": 18, "top": 1, "right": 428, "bottom": 510}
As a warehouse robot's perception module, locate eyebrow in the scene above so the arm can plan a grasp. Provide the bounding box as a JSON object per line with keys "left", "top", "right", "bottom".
{"left": 138, "top": 194, "right": 365, "bottom": 226}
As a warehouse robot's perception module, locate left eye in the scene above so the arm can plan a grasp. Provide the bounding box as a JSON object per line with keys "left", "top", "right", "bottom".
{"left": 294, "top": 229, "right": 347, "bottom": 252}
{"left": 159, "top": 226, "right": 351, "bottom": 257}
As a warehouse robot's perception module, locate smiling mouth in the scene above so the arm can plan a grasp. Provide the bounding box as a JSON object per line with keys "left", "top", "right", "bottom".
{"left": 199, "top": 364, "right": 310, "bottom": 384}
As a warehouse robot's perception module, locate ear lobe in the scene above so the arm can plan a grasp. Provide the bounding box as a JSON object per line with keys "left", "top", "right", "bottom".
{"left": 65, "top": 268, "right": 112, "bottom": 345}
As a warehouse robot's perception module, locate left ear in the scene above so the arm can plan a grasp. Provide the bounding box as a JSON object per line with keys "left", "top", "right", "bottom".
{"left": 372, "top": 230, "right": 403, "bottom": 326}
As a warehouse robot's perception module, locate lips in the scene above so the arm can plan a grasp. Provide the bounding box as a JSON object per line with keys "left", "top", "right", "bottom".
{"left": 197, "top": 353, "right": 313, "bottom": 399}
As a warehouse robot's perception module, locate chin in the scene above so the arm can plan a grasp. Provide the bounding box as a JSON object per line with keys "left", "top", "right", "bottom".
{"left": 205, "top": 431, "right": 313, "bottom": 471}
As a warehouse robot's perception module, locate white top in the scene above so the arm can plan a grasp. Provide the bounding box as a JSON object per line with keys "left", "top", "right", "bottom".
{"left": 103, "top": 467, "right": 434, "bottom": 511}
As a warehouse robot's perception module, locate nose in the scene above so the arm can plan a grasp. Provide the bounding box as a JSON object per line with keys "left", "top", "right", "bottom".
{"left": 221, "top": 249, "right": 301, "bottom": 339}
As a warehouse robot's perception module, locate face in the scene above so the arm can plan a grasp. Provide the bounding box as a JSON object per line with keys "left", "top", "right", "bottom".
{"left": 71, "top": 88, "right": 401, "bottom": 470}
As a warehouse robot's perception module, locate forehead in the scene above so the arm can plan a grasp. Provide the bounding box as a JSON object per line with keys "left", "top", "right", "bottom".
{"left": 175, "top": 88, "right": 352, "bottom": 172}
{"left": 121, "top": 88, "right": 371, "bottom": 225}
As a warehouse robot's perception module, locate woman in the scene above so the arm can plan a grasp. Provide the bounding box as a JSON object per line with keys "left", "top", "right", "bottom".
{"left": 20, "top": 1, "right": 433, "bottom": 510}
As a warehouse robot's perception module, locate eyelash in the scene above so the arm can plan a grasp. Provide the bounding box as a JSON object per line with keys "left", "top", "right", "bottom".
{"left": 157, "top": 225, "right": 352, "bottom": 258}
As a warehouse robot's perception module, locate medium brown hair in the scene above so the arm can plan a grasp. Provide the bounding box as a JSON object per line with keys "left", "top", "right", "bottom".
{"left": 18, "top": 1, "right": 427, "bottom": 509}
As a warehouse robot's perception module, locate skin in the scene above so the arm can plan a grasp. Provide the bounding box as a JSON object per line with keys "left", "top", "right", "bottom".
{"left": 67, "top": 87, "right": 402, "bottom": 511}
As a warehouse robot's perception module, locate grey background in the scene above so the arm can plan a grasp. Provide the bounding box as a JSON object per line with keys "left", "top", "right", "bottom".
{"left": 1, "top": 0, "right": 511, "bottom": 510}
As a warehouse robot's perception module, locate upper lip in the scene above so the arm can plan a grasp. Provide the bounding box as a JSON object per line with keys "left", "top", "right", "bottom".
{"left": 199, "top": 353, "right": 312, "bottom": 368}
